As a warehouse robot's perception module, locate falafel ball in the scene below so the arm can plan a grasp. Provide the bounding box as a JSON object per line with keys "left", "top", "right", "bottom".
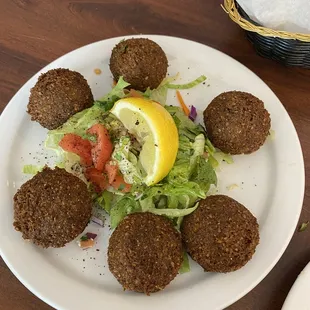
{"left": 27, "top": 68, "right": 94, "bottom": 130}
{"left": 181, "top": 195, "right": 259, "bottom": 273}
{"left": 13, "top": 167, "right": 92, "bottom": 248}
{"left": 203, "top": 91, "right": 271, "bottom": 154}
{"left": 108, "top": 212, "right": 183, "bottom": 294}
{"left": 110, "top": 38, "right": 168, "bottom": 91}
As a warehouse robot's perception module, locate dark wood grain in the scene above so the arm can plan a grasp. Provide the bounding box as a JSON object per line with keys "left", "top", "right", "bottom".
{"left": 0, "top": 0, "right": 309, "bottom": 309}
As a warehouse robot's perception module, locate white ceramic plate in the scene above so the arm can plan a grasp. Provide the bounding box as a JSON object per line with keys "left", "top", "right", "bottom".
{"left": 282, "top": 262, "right": 310, "bottom": 310}
{"left": 0, "top": 35, "right": 305, "bottom": 310}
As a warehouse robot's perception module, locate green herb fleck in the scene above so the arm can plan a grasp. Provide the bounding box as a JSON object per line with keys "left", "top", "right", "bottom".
{"left": 80, "top": 235, "right": 88, "bottom": 241}
{"left": 115, "top": 153, "right": 122, "bottom": 161}
{"left": 299, "top": 221, "right": 309, "bottom": 232}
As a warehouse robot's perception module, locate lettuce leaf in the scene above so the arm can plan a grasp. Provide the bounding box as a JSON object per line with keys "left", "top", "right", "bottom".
{"left": 165, "top": 107, "right": 217, "bottom": 192}
{"left": 96, "top": 191, "right": 114, "bottom": 214}
{"left": 144, "top": 74, "right": 206, "bottom": 105}
{"left": 179, "top": 252, "right": 190, "bottom": 274}
{"left": 148, "top": 202, "right": 199, "bottom": 217}
{"left": 112, "top": 136, "right": 144, "bottom": 184}
{"left": 94, "top": 76, "right": 130, "bottom": 111}
{"left": 190, "top": 157, "right": 217, "bottom": 191}
{"left": 46, "top": 105, "right": 104, "bottom": 142}
{"left": 166, "top": 75, "right": 207, "bottom": 89}
{"left": 22, "top": 165, "right": 43, "bottom": 175}
{"left": 110, "top": 195, "right": 141, "bottom": 228}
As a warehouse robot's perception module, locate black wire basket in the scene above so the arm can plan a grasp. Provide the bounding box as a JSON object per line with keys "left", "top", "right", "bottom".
{"left": 222, "top": 0, "right": 310, "bottom": 68}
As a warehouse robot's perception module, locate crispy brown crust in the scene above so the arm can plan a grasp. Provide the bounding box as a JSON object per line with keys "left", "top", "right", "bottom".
{"left": 181, "top": 195, "right": 259, "bottom": 273}
{"left": 110, "top": 38, "right": 168, "bottom": 91}
{"left": 203, "top": 91, "right": 271, "bottom": 154}
{"left": 108, "top": 212, "right": 183, "bottom": 294}
{"left": 13, "top": 167, "right": 92, "bottom": 248}
{"left": 27, "top": 68, "right": 94, "bottom": 129}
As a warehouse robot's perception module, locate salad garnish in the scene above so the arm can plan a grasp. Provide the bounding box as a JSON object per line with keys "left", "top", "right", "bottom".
{"left": 24, "top": 74, "right": 232, "bottom": 272}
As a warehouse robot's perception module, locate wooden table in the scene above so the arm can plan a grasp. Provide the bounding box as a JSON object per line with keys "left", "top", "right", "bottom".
{"left": 0, "top": 1, "right": 309, "bottom": 309}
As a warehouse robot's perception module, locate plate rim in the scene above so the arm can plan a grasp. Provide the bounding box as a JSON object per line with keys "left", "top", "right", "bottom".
{"left": 282, "top": 261, "right": 310, "bottom": 310}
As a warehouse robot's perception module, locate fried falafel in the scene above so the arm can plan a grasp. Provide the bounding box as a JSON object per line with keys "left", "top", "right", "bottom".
{"left": 13, "top": 167, "right": 92, "bottom": 248}
{"left": 181, "top": 195, "right": 259, "bottom": 273}
{"left": 110, "top": 38, "right": 168, "bottom": 91}
{"left": 108, "top": 212, "right": 183, "bottom": 294}
{"left": 27, "top": 68, "right": 94, "bottom": 130}
{"left": 203, "top": 91, "right": 271, "bottom": 154}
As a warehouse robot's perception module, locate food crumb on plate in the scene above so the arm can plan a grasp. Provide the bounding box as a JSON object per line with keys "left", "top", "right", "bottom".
{"left": 226, "top": 184, "right": 239, "bottom": 191}
{"left": 268, "top": 129, "right": 276, "bottom": 141}
{"left": 299, "top": 221, "right": 309, "bottom": 232}
{"left": 94, "top": 68, "right": 102, "bottom": 75}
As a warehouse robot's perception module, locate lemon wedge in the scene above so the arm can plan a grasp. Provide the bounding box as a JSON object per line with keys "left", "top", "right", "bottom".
{"left": 111, "top": 97, "right": 179, "bottom": 186}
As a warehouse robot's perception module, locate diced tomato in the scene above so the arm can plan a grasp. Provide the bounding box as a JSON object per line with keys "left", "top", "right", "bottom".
{"left": 111, "top": 174, "right": 132, "bottom": 193}
{"left": 105, "top": 162, "right": 118, "bottom": 184}
{"left": 59, "top": 134, "right": 92, "bottom": 166}
{"left": 105, "top": 162, "right": 131, "bottom": 192}
{"left": 87, "top": 124, "right": 113, "bottom": 172}
{"left": 85, "top": 167, "right": 108, "bottom": 193}
{"left": 128, "top": 89, "right": 143, "bottom": 98}
{"left": 78, "top": 238, "right": 95, "bottom": 249}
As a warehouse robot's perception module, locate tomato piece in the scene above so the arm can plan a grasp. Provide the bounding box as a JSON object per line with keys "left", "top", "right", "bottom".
{"left": 111, "top": 174, "right": 132, "bottom": 193}
{"left": 105, "top": 163, "right": 118, "bottom": 184}
{"left": 128, "top": 89, "right": 143, "bottom": 98}
{"left": 59, "top": 134, "right": 92, "bottom": 166}
{"left": 84, "top": 167, "right": 108, "bottom": 193}
{"left": 87, "top": 124, "right": 113, "bottom": 172}
{"left": 104, "top": 163, "right": 131, "bottom": 192}
{"left": 202, "top": 151, "right": 209, "bottom": 159}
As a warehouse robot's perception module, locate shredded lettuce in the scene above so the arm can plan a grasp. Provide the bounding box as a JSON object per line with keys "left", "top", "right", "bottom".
{"left": 109, "top": 195, "right": 141, "bottom": 228}
{"left": 40, "top": 74, "right": 226, "bottom": 239}
{"left": 166, "top": 75, "right": 207, "bottom": 89}
{"left": 148, "top": 202, "right": 199, "bottom": 217}
{"left": 144, "top": 74, "right": 206, "bottom": 105}
{"left": 139, "top": 184, "right": 204, "bottom": 211}
{"left": 189, "top": 134, "right": 205, "bottom": 173}
{"left": 22, "top": 165, "right": 43, "bottom": 175}
{"left": 191, "top": 157, "right": 217, "bottom": 188}
{"left": 29, "top": 69, "right": 235, "bottom": 278}
{"left": 214, "top": 152, "right": 234, "bottom": 165}
{"left": 106, "top": 106, "right": 219, "bottom": 228}
{"left": 96, "top": 191, "right": 114, "bottom": 214}
{"left": 112, "top": 136, "right": 144, "bottom": 184}
{"left": 46, "top": 106, "right": 103, "bottom": 145}
{"left": 145, "top": 74, "right": 178, "bottom": 104}
{"left": 94, "top": 76, "right": 130, "bottom": 111}
{"left": 204, "top": 137, "right": 233, "bottom": 166}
